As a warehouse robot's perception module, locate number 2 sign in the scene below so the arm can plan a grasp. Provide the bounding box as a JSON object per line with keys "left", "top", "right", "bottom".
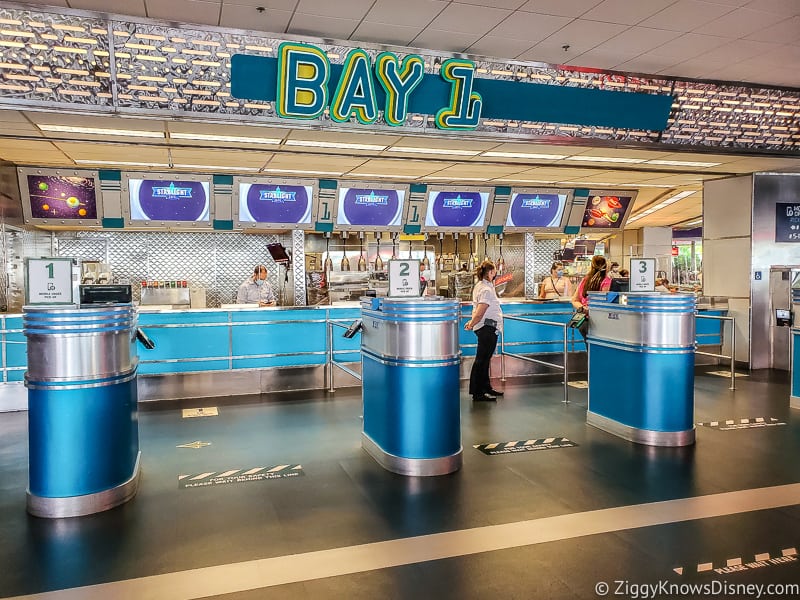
{"left": 24, "top": 257, "right": 74, "bottom": 305}
{"left": 388, "top": 260, "right": 421, "bottom": 297}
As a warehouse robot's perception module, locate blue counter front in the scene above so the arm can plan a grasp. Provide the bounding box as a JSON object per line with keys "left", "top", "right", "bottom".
{"left": 792, "top": 326, "right": 800, "bottom": 410}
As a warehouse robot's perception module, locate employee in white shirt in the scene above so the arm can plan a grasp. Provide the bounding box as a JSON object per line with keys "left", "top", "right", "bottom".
{"left": 236, "top": 264, "right": 276, "bottom": 307}
{"left": 464, "top": 260, "right": 504, "bottom": 402}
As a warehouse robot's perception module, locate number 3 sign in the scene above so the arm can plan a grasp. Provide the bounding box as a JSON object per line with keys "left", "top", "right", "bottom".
{"left": 388, "top": 260, "right": 421, "bottom": 297}
{"left": 25, "top": 257, "right": 75, "bottom": 305}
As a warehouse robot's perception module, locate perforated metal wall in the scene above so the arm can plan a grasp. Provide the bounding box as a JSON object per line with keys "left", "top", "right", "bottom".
{"left": 0, "top": 5, "right": 796, "bottom": 151}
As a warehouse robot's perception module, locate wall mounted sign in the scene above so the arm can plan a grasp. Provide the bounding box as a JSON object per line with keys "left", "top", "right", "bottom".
{"left": 334, "top": 185, "right": 408, "bottom": 231}
{"left": 775, "top": 203, "right": 800, "bottom": 242}
{"left": 231, "top": 44, "right": 674, "bottom": 132}
{"left": 121, "top": 173, "right": 213, "bottom": 228}
{"left": 422, "top": 188, "right": 492, "bottom": 232}
{"left": 504, "top": 191, "right": 570, "bottom": 232}
{"left": 18, "top": 168, "right": 103, "bottom": 227}
{"left": 234, "top": 179, "right": 318, "bottom": 230}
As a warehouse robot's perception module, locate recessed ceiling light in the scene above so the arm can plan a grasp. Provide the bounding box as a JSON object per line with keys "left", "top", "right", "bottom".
{"left": 482, "top": 151, "right": 566, "bottom": 160}
{"left": 424, "top": 177, "right": 487, "bottom": 181}
{"left": 262, "top": 168, "right": 343, "bottom": 176}
{"left": 39, "top": 124, "right": 165, "bottom": 138}
{"left": 74, "top": 159, "right": 170, "bottom": 167}
{"left": 170, "top": 132, "right": 281, "bottom": 145}
{"left": 647, "top": 159, "right": 721, "bottom": 168}
{"left": 284, "top": 139, "right": 386, "bottom": 151}
{"left": 173, "top": 164, "right": 260, "bottom": 171}
{"left": 386, "top": 146, "right": 479, "bottom": 156}
{"left": 564, "top": 155, "right": 647, "bottom": 164}
{"left": 627, "top": 191, "right": 697, "bottom": 223}
{"left": 348, "top": 173, "right": 417, "bottom": 179}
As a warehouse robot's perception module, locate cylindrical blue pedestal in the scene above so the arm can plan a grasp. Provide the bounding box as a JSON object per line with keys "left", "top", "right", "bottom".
{"left": 360, "top": 297, "right": 462, "bottom": 476}
{"left": 791, "top": 290, "right": 799, "bottom": 410}
{"left": 586, "top": 292, "right": 696, "bottom": 447}
{"left": 24, "top": 304, "right": 141, "bottom": 518}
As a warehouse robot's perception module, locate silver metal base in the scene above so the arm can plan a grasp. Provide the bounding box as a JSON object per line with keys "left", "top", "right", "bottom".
{"left": 361, "top": 432, "right": 462, "bottom": 476}
{"left": 27, "top": 452, "right": 142, "bottom": 518}
{"left": 587, "top": 411, "right": 695, "bottom": 447}
{"left": 791, "top": 396, "right": 800, "bottom": 410}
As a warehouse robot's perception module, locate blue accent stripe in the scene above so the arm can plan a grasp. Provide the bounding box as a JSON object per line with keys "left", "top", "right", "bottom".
{"left": 361, "top": 347, "right": 459, "bottom": 366}
{"left": 231, "top": 55, "right": 673, "bottom": 131}
{"left": 589, "top": 337, "right": 694, "bottom": 353}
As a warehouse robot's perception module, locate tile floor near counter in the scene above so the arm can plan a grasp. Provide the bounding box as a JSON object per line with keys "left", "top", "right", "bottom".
{"left": 0, "top": 368, "right": 799, "bottom": 600}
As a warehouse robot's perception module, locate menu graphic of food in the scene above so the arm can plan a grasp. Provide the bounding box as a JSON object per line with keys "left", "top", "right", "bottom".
{"left": 27, "top": 175, "right": 98, "bottom": 220}
{"left": 581, "top": 195, "right": 632, "bottom": 229}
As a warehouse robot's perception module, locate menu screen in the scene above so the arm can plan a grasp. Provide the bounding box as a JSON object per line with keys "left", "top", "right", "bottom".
{"left": 129, "top": 179, "right": 211, "bottom": 222}
{"left": 26, "top": 175, "right": 98, "bottom": 220}
{"left": 580, "top": 195, "right": 633, "bottom": 229}
{"left": 425, "top": 190, "right": 489, "bottom": 228}
{"left": 336, "top": 187, "right": 405, "bottom": 227}
{"left": 506, "top": 192, "right": 567, "bottom": 229}
{"left": 775, "top": 203, "right": 800, "bottom": 242}
{"left": 239, "top": 183, "right": 314, "bottom": 224}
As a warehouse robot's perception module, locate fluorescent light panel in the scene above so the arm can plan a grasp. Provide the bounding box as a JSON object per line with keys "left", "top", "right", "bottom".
{"left": 263, "top": 168, "right": 342, "bottom": 175}
{"left": 565, "top": 155, "right": 647, "bottom": 164}
{"left": 39, "top": 124, "right": 165, "bottom": 138}
{"left": 173, "top": 164, "right": 259, "bottom": 171}
{"left": 75, "top": 159, "right": 170, "bottom": 167}
{"left": 482, "top": 151, "right": 565, "bottom": 160}
{"left": 349, "top": 172, "right": 417, "bottom": 179}
{"left": 284, "top": 139, "right": 386, "bottom": 151}
{"left": 628, "top": 191, "right": 697, "bottom": 223}
{"left": 647, "top": 159, "right": 721, "bottom": 167}
{"left": 386, "top": 146, "right": 479, "bottom": 156}
{"left": 170, "top": 132, "right": 281, "bottom": 145}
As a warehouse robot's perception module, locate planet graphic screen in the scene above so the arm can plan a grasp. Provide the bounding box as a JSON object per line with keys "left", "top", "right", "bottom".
{"left": 128, "top": 179, "right": 211, "bottom": 222}
{"left": 336, "top": 187, "right": 405, "bottom": 227}
{"left": 425, "top": 191, "right": 489, "bottom": 228}
{"left": 27, "top": 175, "right": 98, "bottom": 220}
{"left": 506, "top": 193, "right": 567, "bottom": 229}
{"left": 580, "top": 195, "right": 633, "bottom": 229}
{"left": 239, "top": 183, "right": 314, "bottom": 224}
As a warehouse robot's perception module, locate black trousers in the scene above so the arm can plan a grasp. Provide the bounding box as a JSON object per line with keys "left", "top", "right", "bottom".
{"left": 469, "top": 325, "right": 498, "bottom": 396}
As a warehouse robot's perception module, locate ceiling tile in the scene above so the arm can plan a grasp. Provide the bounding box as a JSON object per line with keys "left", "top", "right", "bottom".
{"left": 8, "top": 0, "right": 68, "bottom": 7}
{"left": 0, "top": 110, "right": 30, "bottom": 123}
{"left": 466, "top": 35, "right": 534, "bottom": 58}
{"left": 693, "top": 7, "right": 785, "bottom": 37}
{"left": 267, "top": 153, "right": 366, "bottom": 171}
{"left": 645, "top": 32, "right": 730, "bottom": 60}
{"left": 287, "top": 130, "right": 401, "bottom": 145}
{"left": 746, "top": 16, "right": 800, "bottom": 43}
{"left": 743, "top": 0, "right": 800, "bottom": 16}
{"left": 411, "top": 29, "right": 482, "bottom": 53}
{"left": 223, "top": 0, "right": 299, "bottom": 9}
{"left": 517, "top": 42, "right": 584, "bottom": 64}
{"left": 582, "top": 0, "right": 677, "bottom": 26}
{"left": 146, "top": 0, "right": 222, "bottom": 27}
{"left": 428, "top": 4, "right": 513, "bottom": 35}
{"left": 517, "top": 0, "right": 605, "bottom": 18}
{"left": 288, "top": 13, "right": 361, "bottom": 39}
{"left": 456, "top": 0, "right": 529, "bottom": 9}
{"left": 569, "top": 48, "right": 626, "bottom": 69}
{"left": 364, "top": 0, "right": 448, "bottom": 28}
{"left": 170, "top": 148, "right": 269, "bottom": 167}
{"left": 352, "top": 158, "right": 449, "bottom": 176}
{"left": 220, "top": 5, "right": 293, "bottom": 32}
{"left": 295, "top": 0, "right": 376, "bottom": 19}
{"left": 615, "top": 54, "right": 681, "bottom": 74}
{"left": 70, "top": 0, "right": 147, "bottom": 16}
{"left": 487, "top": 11, "right": 571, "bottom": 40}
{"left": 639, "top": 0, "right": 735, "bottom": 32}
{"left": 594, "top": 26, "right": 682, "bottom": 55}
{"left": 536, "top": 19, "right": 628, "bottom": 53}
{"left": 53, "top": 142, "right": 171, "bottom": 161}
{"left": 351, "top": 22, "right": 422, "bottom": 46}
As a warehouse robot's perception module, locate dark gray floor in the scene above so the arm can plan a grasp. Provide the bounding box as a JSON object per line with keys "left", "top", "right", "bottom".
{"left": 0, "top": 368, "right": 798, "bottom": 598}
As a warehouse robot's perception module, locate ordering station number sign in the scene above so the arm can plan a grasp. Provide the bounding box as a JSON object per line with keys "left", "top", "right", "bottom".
{"left": 388, "top": 260, "right": 421, "bottom": 297}
{"left": 629, "top": 258, "right": 656, "bottom": 292}
{"left": 24, "top": 257, "right": 74, "bottom": 305}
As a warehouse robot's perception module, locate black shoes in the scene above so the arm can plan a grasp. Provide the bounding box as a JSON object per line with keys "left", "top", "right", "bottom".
{"left": 472, "top": 392, "right": 497, "bottom": 402}
{"left": 488, "top": 389, "right": 504, "bottom": 396}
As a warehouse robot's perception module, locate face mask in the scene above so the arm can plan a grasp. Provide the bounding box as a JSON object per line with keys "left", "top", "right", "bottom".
{"left": 255, "top": 278, "right": 264, "bottom": 286}
{"left": 556, "top": 270, "right": 564, "bottom": 277}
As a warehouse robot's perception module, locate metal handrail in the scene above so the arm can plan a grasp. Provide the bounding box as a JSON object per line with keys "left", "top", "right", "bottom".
{"left": 500, "top": 315, "right": 572, "bottom": 404}
{"left": 326, "top": 318, "right": 362, "bottom": 393}
{"left": 695, "top": 314, "right": 737, "bottom": 390}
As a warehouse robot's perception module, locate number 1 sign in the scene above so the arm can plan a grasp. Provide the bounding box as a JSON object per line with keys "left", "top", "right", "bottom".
{"left": 25, "top": 257, "right": 75, "bottom": 305}
{"left": 388, "top": 260, "right": 421, "bottom": 297}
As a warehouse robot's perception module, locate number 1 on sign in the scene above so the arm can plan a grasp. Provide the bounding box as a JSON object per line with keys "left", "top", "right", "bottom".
{"left": 45, "top": 263, "right": 54, "bottom": 278}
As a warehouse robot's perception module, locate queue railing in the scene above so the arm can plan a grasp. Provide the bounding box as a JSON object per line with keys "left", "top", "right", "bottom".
{"left": 695, "top": 313, "right": 737, "bottom": 390}
{"left": 326, "top": 318, "right": 362, "bottom": 393}
{"left": 499, "top": 315, "right": 573, "bottom": 404}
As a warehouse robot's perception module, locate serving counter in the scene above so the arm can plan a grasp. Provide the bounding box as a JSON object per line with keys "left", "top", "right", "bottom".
{"left": 0, "top": 298, "right": 728, "bottom": 407}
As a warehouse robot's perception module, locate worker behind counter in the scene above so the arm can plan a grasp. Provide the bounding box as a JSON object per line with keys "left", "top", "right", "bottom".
{"left": 236, "top": 264, "right": 276, "bottom": 307}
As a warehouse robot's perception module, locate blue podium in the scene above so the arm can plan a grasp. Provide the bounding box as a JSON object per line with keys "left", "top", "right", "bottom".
{"left": 586, "top": 292, "right": 696, "bottom": 447}
{"left": 360, "top": 297, "right": 462, "bottom": 476}
{"left": 24, "top": 304, "right": 141, "bottom": 518}
{"left": 791, "top": 288, "right": 800, "bottom": 411}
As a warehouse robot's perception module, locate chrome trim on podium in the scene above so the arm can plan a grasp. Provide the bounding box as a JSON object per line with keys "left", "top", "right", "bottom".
{"left": 587, "top": 412, "right": 695, "bottom": 447}
{"left": 361, "top": 433, "right": 462, "bottom": 476}
{"left": 26, "top": 452, "right": 141, "bottom": 518}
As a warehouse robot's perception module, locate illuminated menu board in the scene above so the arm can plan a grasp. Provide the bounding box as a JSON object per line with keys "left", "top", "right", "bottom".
{"left": 580, "top": 192, "right": 636, "bottom": 231}
{"left": 236, "top": 180, "right": 317, "bottom": 230}
{"left": 19, "top": 168, "right": 102, "bottom": 226}
{"left": 504, "top": 189, "right": 570, "bottom": 231}
{"left": 126, "top": 177, "right": 211, "bottom": 225}
{"left": 422, "top": 187, "right": 492, "bottom": 232}
{"left": 334, "top": 184, "right": 408, "bottom": 231}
